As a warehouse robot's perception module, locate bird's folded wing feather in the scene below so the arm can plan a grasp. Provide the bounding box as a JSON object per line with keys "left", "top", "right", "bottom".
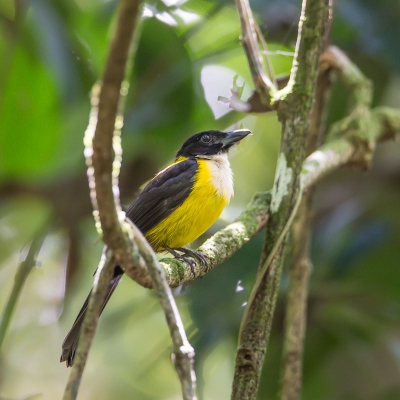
{"left": 126, "top": 158, "right": 198, "bottom": 235}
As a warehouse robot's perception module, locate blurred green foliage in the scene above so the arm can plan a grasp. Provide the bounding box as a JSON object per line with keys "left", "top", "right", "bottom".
{"left": 0, "top": 0, "right": 400, "bottom": 399}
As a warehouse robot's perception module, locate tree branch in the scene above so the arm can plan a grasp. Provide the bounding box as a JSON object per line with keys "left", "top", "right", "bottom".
{"left": 279, "top": 46, "right": 400, "bottom": 400}
{"left": 232, "top": 0, "right": 330, "bottom": 398}
{"left": 62, "top": 251, "right": 114, "bottom": 400}
{"left": 234, "top": 0, "right": 277, "bottom": 102}
{"left": 280, "top": 194, "right": 313, "bottom": 400}
{"left": 0, "top": 225, "right": 48, "bottom": 354}
{"left": 280, "top": 47, "right": 334, "bottom": 400}
{"left": 128, "top": 222, "right": 197, "bottom": 399}
{"left": 63, "top": 0, "right": 145, "bottom": 398}
{"left": 65, "top": 0, "right": 197, "bottom": 398}
{"left": 226, "top": 17, "right": 400, "bottom": 397}
{"left": 84, "top": 0, "right": 152, "bottom": 289}
{"left": 162, "top": 191, "right": 271, "bottom": 288}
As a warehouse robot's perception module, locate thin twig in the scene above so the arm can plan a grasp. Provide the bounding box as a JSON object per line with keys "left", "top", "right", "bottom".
{"left": 280, "top": 196, "right": 313, "bottom": 400}
{"left": 0, "top": 226, "right": 48, "bottom": 354}
{"left": 254, "top": 23, "right": 277, "bottom": 88}
{"left": 62, "top": 251, "right": 114, "bottom": 400}
{"left": 234, "top": 0, "right": 277, "bottom": 101}
{"left": 128, "top": 222, "right": 197, "bottom": 400}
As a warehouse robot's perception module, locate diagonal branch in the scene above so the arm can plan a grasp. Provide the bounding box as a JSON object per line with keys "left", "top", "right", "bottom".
{"left": 0, "top": 224, "right": 48, "bottom": 354}
{"left": 280, "top": 194, "right": 314, "bottom": 400}
{"left": 128, "top": 222, "right": 197, "bottom": 399}
{"left": 254, "top": 22, "right": 277, "bottom": 88}
{"left": 161, "top": 191, "right": 271, "bottom": 287}
{"left": 234, "top": 0, "right": 277, "bottom": 103}
{"left": 62, "top": 251, "right": 114, "bottom": 400}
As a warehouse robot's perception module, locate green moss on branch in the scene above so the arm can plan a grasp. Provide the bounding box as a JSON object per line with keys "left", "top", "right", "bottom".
{"left": 162, "top": 192, "right": 271, "bottom": 288}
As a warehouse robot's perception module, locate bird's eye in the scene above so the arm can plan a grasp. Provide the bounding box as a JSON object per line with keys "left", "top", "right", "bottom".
{"left": 201, "top": 134, "right": 211, "bottom": 143}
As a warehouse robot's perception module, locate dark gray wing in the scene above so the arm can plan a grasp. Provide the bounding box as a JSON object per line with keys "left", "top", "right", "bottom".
{"left": 126, "top": 159, "right": 198, "bottom": 235}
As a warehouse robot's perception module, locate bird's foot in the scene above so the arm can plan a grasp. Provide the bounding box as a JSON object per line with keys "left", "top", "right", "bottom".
{"left": 165, "top": 247, "right": 208, "bottom": 277}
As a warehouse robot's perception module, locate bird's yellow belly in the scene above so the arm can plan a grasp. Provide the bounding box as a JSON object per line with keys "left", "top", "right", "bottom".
{"left": 146, "top": 159, "right": 230, "bottom": 252}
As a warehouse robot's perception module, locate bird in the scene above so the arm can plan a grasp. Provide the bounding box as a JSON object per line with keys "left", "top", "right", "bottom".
{"left": 60, "top": 128, "right": 251, "bottom": 367}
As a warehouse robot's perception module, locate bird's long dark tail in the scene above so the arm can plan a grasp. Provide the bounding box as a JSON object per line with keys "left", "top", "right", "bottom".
{"left": 60, "top": 265, "right": 124, "bottom": 367}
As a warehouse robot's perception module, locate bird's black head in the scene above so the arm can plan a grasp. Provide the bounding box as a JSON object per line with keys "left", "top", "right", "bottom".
{"left": 176, "top": 129, "right": 251, "bottom": 159}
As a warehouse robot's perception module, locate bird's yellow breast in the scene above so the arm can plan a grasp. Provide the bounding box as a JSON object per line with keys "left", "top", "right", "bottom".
{"left": 146, "top": 157, "right": 233, "bottom": 251}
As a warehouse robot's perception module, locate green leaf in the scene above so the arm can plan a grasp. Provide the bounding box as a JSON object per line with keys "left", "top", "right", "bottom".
{"left": 0, "top": 45, "right": 60, "bottom": 180}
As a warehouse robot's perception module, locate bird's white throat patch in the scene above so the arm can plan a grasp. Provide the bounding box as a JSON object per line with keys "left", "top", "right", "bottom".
{"left": 205, "top": 153, "right": 234, "bottom": 200}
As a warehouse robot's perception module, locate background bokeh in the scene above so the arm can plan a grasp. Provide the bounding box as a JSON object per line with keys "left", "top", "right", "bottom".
{"left": 1, "top": 0, "right": 400, "bottom": 399}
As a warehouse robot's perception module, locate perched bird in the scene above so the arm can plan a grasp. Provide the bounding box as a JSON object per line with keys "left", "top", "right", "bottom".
{"left": 60, "top": 129, "right": 251, "bottom": 367}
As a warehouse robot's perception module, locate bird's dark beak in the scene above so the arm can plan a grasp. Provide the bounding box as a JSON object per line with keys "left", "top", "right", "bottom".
{"left": 221, "top": 129, "right": 252, "bottom": 147}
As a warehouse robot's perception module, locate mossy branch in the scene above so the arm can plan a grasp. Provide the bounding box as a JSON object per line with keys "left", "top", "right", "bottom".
{"left": 231, "top": 0, "right": 332, "bottom": 398}
{"left": 280, "top": 46, "right": 333, "bottom": 400}
{"left": 161, "top": 191, "right": 271, "bottom": 288}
